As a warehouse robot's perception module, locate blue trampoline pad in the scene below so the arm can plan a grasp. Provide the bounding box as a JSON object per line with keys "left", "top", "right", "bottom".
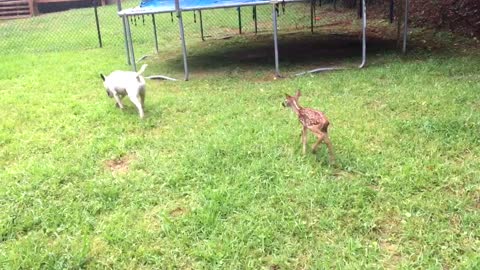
{"left": 119, "top": 0, "right": 302, "bottom": 16}
{"left": 142, "top": 0, "right": 264, "bottom": 9}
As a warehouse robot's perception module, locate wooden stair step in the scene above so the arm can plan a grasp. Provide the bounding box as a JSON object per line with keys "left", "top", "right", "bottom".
{"left": 0, "top": 2, "right": 29, "bottom": 6}
{"left": 0, "top": 9, "right": 30, "bottom": 15}
{"left": 0, "top": 5, "right": 29, "bottom": 10}
{"left": 0, "top": 6, "right": 30, "bottom": 12}
{"left": 0, "top": 1, "right": 29, "bottom": 6}
{"left": 0, "top": 14, "right": 30, "bottom": 19}
{"left": 35, "top": 0, "right": 83, "bottom": 3}
{"left": 0, "top": 0, "right": 28, "bottom": 2}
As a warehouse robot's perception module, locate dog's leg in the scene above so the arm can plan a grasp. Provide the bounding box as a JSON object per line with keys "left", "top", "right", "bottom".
{"left": 113, "top": 94, "right": 124, "bottom": 109}
{"left": 139, "top": 90, "right": 145, "bottom": 109}
{"left": 129, "top": 95, "right": 144, "bottom": 119}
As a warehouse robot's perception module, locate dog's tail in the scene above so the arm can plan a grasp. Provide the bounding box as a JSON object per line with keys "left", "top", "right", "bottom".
{"left": 136, "top": 64, "right": 148, "bottom": 78}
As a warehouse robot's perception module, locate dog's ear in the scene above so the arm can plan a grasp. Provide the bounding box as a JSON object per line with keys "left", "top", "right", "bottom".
{"left": 285, "top": 93, "right": 291, "bottom": 98}
{"left": 100, "top": 74, "right": 105, "bottom": 81}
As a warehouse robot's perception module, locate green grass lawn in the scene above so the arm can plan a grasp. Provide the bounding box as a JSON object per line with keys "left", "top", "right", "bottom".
{"left": 1, "top": 3, "right": 480, "bottom": 269}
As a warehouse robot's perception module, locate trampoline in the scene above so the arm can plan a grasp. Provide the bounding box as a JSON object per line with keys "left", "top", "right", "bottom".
{"left": 117, "top": 0, "right": 410, "bottom": 81}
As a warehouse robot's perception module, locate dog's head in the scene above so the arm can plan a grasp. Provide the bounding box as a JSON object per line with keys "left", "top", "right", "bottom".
{"left": 282, "top": 90, "right": 301, "bottom": 108}
{"left": 100, "top": 74, "right": 113, "bottom": 98}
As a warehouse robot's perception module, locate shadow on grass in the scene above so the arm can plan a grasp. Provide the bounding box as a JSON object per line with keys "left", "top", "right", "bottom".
{"left": 155, "top": 31, "right": 398, "bottom": 76}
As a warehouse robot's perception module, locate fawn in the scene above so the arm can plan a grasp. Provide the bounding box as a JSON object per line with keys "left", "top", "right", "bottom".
{"left": 282, "top": 90, "right": 335, "bottom": 164}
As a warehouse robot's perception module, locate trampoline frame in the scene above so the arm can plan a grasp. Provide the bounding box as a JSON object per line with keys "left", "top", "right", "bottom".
{"left": 117, "top": 0, "right": 410, "bottom": 81}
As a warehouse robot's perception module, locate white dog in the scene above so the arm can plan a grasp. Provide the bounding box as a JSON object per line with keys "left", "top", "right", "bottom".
{"left": 100, "top": 64, "right": 147, "bottom": 118}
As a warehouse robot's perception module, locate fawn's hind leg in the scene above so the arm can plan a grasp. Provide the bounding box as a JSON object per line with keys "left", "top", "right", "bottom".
{"left": 323, "top": 133, "right": 335, "bottom": 164}
{"left": 311, "top": 131, "right": 325, "bottom": 154}
{"left": 311, "top": 128, "right": 335, "bottom": 164}
{"left": 301, "top": 126, "right": 308, "bottom": 155}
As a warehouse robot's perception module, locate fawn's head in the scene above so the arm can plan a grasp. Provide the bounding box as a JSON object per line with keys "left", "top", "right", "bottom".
{"left": 282, "top": 90, "right": 301, "bottom": 108}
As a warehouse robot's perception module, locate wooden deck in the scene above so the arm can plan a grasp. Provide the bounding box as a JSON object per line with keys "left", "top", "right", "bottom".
{"left": 0, "top": 0, "right": 103, "bottom": 19}
{"left": 0, "top": 0, "right": 34, "bottom": 19}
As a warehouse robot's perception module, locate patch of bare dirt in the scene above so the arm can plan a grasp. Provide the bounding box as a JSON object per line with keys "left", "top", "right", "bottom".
{"left": 104, "top": 154, "right": 134, "bottom": 174}
{"left": 270, "top": 264, "right": 280, "bottom": 270}
{"left": 374, "top": 213, "right": 403, "bottom": 269}
{"left": 170, "top": 207, "right": 187, "bottom": 217}
{"left": 473, "top": 189, "right": 480, "bottom": 209}
{"left": 379, "top": 240, "right": 401, "bottom": 269}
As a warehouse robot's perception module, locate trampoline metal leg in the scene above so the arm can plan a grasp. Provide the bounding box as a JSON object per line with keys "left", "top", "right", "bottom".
{"left": 359, "top": 0, "right": 367, "bottom": 68}
{"left": 94, "top": 1, "right": 102, "bottom": 48}
{"left": 310, "top": 0, "right": 314, "bottom": 33}
{"left": 175, "top": 0, "right": 189, "bottom": 81}
{"left": 152, "top": 14, "right": 159, "bottom": 54}
{"left": 237, "top": 7, "right": 242, "bottom": 34}
{"left": 272, "top": 4, "right": 280, "bottom": 78}
{"left": 402, "top": 0, "right": 409, "bottom": 54}
{"left": 389, "top": 0, "right": 394, "bottom": 23}
{"left": 125, "top": 16, "right": 137, "bottom": 71}
{"left": 118, "top": 0, "right": 130, "bottom": 65}
{"left": 253, "top": 6, "right": 257, "bottom": 34}
{"left": 296, "top": 0, "right": 367, "bottom": 76}
{"left": 199, "top": 10, "right": 205, "bottom": 41}
{"left": 121, "top": 16, "right": 131, "bottom": 65}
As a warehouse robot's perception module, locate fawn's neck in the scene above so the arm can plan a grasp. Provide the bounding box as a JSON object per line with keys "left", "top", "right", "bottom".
{"left": 290, "top": 100, "right": 302, "bottom": 116}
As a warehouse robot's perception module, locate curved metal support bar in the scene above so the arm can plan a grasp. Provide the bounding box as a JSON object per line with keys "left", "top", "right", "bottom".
{"left": 359, "top": 0, "right": 367, "bottom": 68}
{"left": 295, "top": 67, "right": 345, "bottom": 76}
{"left": 137, "top": 55, "right": 149, "bottom": 63}
{"left": 146, "top": 75, "right": 178, "bottom": 81}
{"left": 175, "top": 0, "right": 189, "bottom": 81}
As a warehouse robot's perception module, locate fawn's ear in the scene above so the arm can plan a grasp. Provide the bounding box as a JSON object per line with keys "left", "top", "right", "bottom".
{"left": 100, "top": 74, "right": 105, "bottom": 81}
{"left": 285, "top": 93, "right": 291, "bottom": 98}
{"left": 296, "top": 90, "right": 302, "bottom": 97}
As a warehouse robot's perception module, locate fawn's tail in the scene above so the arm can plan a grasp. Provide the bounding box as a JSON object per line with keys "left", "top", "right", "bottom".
{"left": 321, "top": 120, "right": 330, "bottom": 132}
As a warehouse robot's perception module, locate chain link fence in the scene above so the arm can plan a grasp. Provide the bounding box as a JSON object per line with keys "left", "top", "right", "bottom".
{"left": 0, "top": 0, "right": 391, "bottom": 56}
